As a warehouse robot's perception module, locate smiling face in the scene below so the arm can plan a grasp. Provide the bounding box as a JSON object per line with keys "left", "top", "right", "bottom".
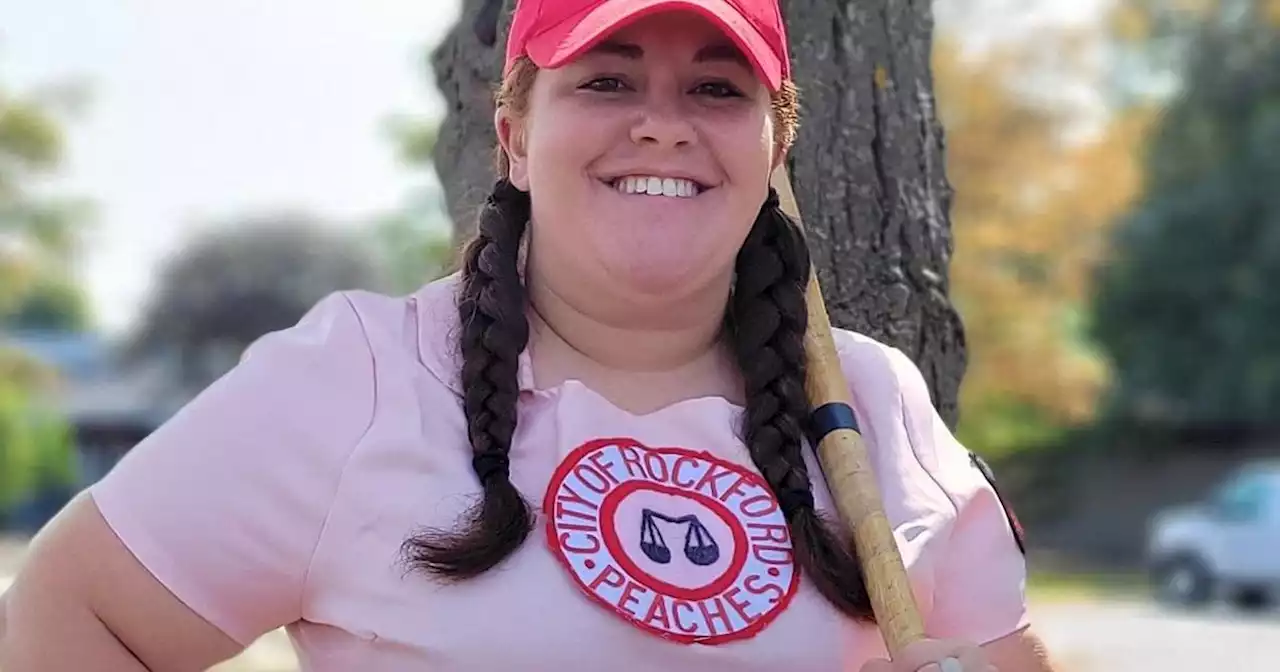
{"left": 496, "top": 10, "right": 790, "bottom": 314}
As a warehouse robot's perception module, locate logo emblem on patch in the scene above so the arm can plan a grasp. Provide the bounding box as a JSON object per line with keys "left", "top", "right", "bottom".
{"left": 544, "top": 438, "right": 799, "bottom": 644}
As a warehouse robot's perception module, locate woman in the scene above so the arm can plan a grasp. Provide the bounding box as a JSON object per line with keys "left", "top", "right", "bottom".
{"left": 0, "top": 1, "right": 1058, "bottom": 670}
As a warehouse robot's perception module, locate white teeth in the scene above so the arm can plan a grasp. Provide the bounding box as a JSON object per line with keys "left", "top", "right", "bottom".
{"left": 614, "top": 175, "right": 700, "bottom": 198}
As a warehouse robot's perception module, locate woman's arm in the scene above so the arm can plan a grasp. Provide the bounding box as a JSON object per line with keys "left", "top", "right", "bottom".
{"left": 836, "top": 336, "right": 1053, "bottom": 672}
{"left": 0, "top": 493, "right": 245, "bottom": 671}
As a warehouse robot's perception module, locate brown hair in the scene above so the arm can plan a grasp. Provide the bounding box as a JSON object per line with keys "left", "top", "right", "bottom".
{"left": 401, "top": 57, "right": 876, "bottom": 622}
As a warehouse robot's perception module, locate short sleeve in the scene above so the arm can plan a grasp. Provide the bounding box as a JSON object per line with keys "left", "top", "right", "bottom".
{"left": 89, "top": 292, "right": 377, "bottom": 646}
{"left": 886, "top": 348, "right": 1030, "bottom": 645}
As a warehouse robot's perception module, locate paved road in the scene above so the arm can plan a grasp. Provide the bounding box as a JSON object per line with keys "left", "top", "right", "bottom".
{"left": 4, "top": 567, "right": 1278, "bottom": 670}
{"left": 1032, "top": 598, "right": 1279, "bottom": 671}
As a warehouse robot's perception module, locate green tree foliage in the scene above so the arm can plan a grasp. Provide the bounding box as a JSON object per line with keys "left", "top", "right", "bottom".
{"left": 1, "top": 65, "right": 95, "bottom": 431}
{"left": 1092, "top": 1, "right": 1280, "bottom": 429}
{"left": 1, "top": 270, "right": 93, "bottom": 331}
{"left": 369, "top": 194, "right": 459, "bottom": 295}
{"left": 377, "top": 107, "right": 461, "bottom": 293}
{"left": 930, "top": 6, "right": 1155, "bottom": 454}
{"left": 0, "top": 381, "right": 77, "bottom": 519}
{"left": 0, "top": 71, "right": 94, "bottom": 314}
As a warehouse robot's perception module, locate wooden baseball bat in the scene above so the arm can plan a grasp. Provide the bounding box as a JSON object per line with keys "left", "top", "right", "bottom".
{"left": 770, "top": 164, "right": 927, "bottom": 656}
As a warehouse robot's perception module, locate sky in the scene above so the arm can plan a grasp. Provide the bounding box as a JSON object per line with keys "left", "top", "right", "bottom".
{"left": 1, "top": 0, "right": 461, "bottom": 334}
{"left": 1, "top": 0, "right": 1104, "bottom": 336}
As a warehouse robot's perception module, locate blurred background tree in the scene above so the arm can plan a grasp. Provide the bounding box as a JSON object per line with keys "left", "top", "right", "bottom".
{"left": 0, "top": 381, "right": 76, "bottom": 524}
{"left": 123, "top": 215, "right": 387, "bottom": 389}
{"left": 368, "top": 191, "right": 460, "bottom": 296}
{"left": 933, "top": 19, "right": 1154, "bottom": 455}
{"left": 1092, "top": 0, "right": 1280, "bottom": 434}
{"left": 374, "top": 115, "right": 459, "bottom": 294}
{"left": 1, "top": 271, "right": 94, "bottom": 332}
{"left": 0, "top": 66, "right": 89, "bottom": 523}
{"left": 0, "top": 68, "right": 94, "bottom": 321}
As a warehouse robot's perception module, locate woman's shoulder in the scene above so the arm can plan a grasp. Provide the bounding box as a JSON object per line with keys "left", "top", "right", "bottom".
{"left": 825, "top": 326, "right": 1027, "bottom": 554}
{"left": 305, "top": 273, "right": 465, "bottom": 389}
{"left": 822, "top": 326, "right": 981, "bottom": 513}
{"left": 825, "top": 326, "right": 934, "bottom": 423}
{"left": 327, "top": 272, "right": 460, "bottom": 354}
{"left": 81, "top": 275, "right": 472, "bottom": 646}
{"left": 99, "top": 275, "right": 467, "bottom": 476}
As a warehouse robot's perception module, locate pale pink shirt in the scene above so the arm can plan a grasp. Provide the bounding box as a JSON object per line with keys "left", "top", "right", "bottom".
{"left": 90, "top": 274, "right": 1029, "bottom": 671}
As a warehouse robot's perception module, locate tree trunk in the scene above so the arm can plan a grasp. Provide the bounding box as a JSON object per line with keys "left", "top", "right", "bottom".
{"left": 429, "top": 0, "right": 511, "bottom": 235}
{"left": 778, "top": 0, "right": 967, "bottom": 428}
{"left": 430, "top": 0, "right": 967, "bottom": 428}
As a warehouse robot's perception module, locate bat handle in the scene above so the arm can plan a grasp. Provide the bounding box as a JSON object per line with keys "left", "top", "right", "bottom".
{"left": 771, "top": 165, "right": 927, "bottom": 655}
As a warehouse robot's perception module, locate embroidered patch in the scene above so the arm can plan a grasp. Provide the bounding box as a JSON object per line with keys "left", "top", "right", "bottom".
{"left": 544, "top": 438, "right": 799, "bottom": 644}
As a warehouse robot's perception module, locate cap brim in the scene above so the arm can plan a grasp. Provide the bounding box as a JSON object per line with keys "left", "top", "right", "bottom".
{"left": 524, "top": 0, "right": 783, "bottom": 92}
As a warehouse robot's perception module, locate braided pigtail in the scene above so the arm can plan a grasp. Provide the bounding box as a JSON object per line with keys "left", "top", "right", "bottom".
{"left": 401, "top": 178, "right": 536, "bottom": 580}
{"left": 728, "top": 188, "right": 877, "bottom": 621}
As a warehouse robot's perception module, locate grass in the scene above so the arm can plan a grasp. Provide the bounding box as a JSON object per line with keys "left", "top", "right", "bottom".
{"left": 1027, "top": 567, "right": 1148, "bottom": 604}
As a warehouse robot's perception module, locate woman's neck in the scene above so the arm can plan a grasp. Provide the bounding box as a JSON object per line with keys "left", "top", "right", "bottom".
{"left": 525, "top": 271, "right": 741, "bottom": 406}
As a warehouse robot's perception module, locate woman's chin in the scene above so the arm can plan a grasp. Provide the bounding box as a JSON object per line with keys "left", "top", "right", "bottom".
{"left": 605, "top": 257, "right": 714, "bottom": 300}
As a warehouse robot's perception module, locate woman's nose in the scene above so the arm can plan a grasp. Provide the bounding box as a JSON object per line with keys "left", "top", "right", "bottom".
{"left": 629, "top": 98, "right": 696, "bottom": 150}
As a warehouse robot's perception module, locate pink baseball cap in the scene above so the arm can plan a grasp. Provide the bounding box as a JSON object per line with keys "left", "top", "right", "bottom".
{"left": 504, "top": 0, "right": 792, "bottom": 91}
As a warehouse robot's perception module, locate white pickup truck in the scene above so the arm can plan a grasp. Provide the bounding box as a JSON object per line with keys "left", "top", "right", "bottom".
{"left": 1146, "top": 461, "right": 1280, "bottom": 609}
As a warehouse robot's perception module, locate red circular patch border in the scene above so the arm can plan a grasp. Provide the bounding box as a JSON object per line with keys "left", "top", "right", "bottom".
{"left": 542, "top": 437, "right": 803, "bottom": 645}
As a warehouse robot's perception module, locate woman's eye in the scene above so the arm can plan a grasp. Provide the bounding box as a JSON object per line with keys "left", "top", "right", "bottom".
{"left": 581, "top": 77, "right": 629, "bottom": 93}
{"left": 694, "top": 81, "right": 744, "bottom": 98}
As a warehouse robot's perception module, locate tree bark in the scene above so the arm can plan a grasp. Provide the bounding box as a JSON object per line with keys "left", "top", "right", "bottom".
{"left": 429, "top": 0, "right": 967, "bottom": 428}
{"left": 778, "top": 0, "right": 967, "bottom": 428}
{"left": 429, "top": 0, "right": 511, "bottom": 235}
